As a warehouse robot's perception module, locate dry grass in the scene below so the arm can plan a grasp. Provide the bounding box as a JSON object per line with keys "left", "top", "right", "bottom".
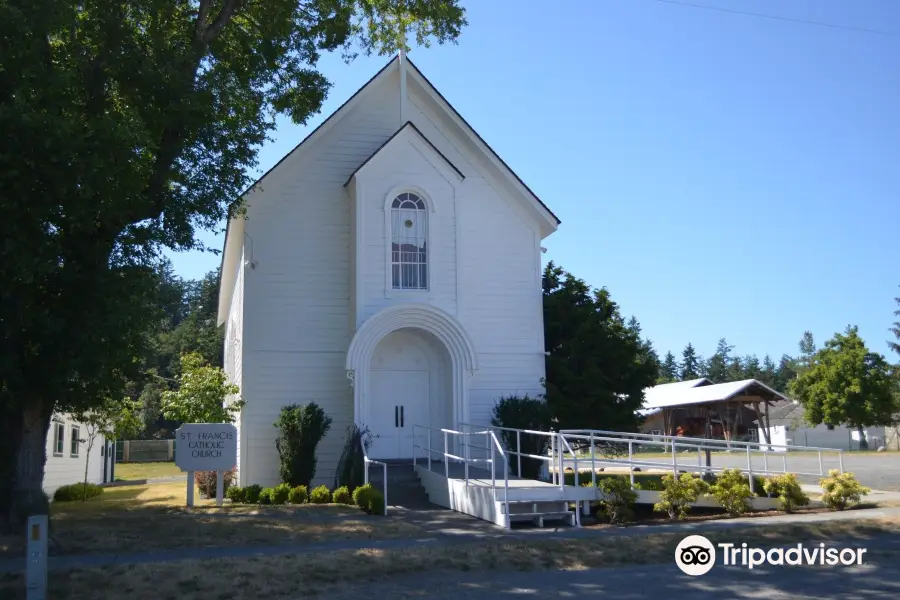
{"left": 114, "top": 461, "right": 183, "bottom": 481}
{"left": 0, "top": 482, "right": 420, "bottom": 558}
{"left": 2, "top": 517, "right": 899, "bottom": 600}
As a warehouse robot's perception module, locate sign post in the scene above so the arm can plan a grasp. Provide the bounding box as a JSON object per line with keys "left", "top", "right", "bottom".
{"left": 26, "top": 515, "right": 48, "bottom": 600}
{"left": 175, "top": 423, "right": 237, "bottom": 507}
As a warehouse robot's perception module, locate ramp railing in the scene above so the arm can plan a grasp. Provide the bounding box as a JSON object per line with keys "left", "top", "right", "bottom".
{"left": 361, "top": 437, "right": 388, "bottom": 516}
{"left": 558, "top": 429, "right": 845, "bottom": 494}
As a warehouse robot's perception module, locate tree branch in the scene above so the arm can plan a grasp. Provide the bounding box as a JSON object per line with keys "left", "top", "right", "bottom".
{"left": 203, "top": 0, "right": 244, "bottom": 43}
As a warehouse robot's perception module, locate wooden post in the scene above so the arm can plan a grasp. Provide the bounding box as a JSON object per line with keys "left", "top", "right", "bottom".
{"left": 186, "top": 471, "right": 194, "bottom": 507}
{"left": 216, "top": 469, "right": 224, "bottom": 507}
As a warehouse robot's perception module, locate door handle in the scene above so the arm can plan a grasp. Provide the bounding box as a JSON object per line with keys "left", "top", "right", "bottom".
{"left": 400, "top": 405, "right": 405, "bottom": 428}
{"left": 395, "top": 406, "right": 399, "bottom": 428}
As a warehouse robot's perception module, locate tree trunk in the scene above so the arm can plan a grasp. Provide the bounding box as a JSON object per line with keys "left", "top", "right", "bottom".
{"left": 856, "top": 426, "right": 868, "bottom": 451}
{"left": 1, "top": 401, "right": 52, "bottom": 533}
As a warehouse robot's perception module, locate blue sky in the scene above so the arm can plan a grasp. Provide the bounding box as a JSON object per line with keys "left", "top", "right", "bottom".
{"left": 167, "top": 0, "right": 900, "bottom": 363}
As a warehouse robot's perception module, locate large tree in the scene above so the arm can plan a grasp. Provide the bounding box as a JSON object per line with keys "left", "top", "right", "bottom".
{"left": 789, "top": 327, "right": 897, "bottom": 450}
{"left": 543, "top": 263, "right": 658, "bottom": 432}
{"left": 0, "top": 0, "right": 466, "bottom": 531}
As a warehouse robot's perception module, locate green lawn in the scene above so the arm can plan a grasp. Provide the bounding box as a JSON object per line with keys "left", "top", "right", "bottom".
{"left": 115, "top": 461, "right": 183, "bottom": 480}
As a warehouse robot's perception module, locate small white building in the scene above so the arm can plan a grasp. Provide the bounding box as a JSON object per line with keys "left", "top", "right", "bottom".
{"left": 43, "top": 414, "right": 114, "bottom": 497}
{"left": 754, "top": 402, "right": 886, "bottom": 451}
{"left": 217, "top": 54, "right": 559, "bottom": 487}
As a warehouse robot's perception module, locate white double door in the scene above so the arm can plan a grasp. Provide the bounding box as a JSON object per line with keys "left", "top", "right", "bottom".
{"left": 369, "top": 369, "right": 430, "bottom": 460}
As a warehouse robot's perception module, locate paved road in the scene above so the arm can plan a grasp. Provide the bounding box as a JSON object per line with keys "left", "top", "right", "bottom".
{"left": 342, "top": 533, "right": 900, "bottom": 599}
{"left": 567, "top": 452, "right": 900, "bottom": 491}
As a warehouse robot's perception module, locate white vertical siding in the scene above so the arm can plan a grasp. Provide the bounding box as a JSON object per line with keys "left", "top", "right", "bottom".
{"left": 234, "top": 66, "right": 550, "bottom": 484}
{"left": 355, "top": 134, "right": 458, "bottom": 324}
{"left": 43, "top": 414, "right": 106, "bottom": 497}
{"left": 238, "top": 73, "right": 400, "bottom": 487}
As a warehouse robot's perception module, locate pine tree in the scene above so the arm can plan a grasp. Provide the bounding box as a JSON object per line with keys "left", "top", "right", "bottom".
{"left": 680, "top": 343, "right": 702, "bottom": 380}
{"left": 760, "top": 354, "right": 777, "bottom": 388}
{"left": 705, "top": 338, "right": 734, "bottom": 383}
{"left": 890, "top": 287, "right": 900, "bottom": 358}
{"left": 798, "top": 331, "right": 816, "bottom": 372}
{"left": 659, "top": 352, "right": 679, "bottom": 383}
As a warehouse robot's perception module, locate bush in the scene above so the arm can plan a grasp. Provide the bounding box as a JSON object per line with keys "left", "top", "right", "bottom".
{"left": 194, "top": 469, "right": 236, "bottom": 499}
{"left": 334, "top": 423, "right": 373, "bottom": 492}
{"left": 820, "top": 470, "right": 870, "bottom": 511}
{"left": 244, "top": 484, "right": 262, "bottom": 504}
{"left": 762, "top": 473, "right": 810, "bottom": 513}
{"left": 272, "top": 483, "right": 292, "bottom": 505}
{"left": 53, "top": 483, "right": 104, "bottom": 502}
{"left": 367, "top": 489, "right": 386, "bottom": 515}
{"left": 707, "top": 468, "right": 754, "bottom": 516}
{"left": 226, "top": 486, "right": 246, "bottom": 503}
{"left": 275, "top": 403, "right": 333, "bottom": 488}
{"left": 654, "top": 473, "right": 709, "bottom": 520}
{"left": 353, "top": 483, "right": 375, "bottom": 510}
{"left": 596, "top": 476, "right": 637, "bottom": 524}
{"left": 258, "top": 487, "right": 274, "bottom": 505}
{"left": 288, "top": 485, "right": 309, "bottom": 504}
{"left": 332, "top": 485, "right": 352, "bottom": 505}
{"left": 310, "top": 485, "right": 331, "bottom": 504}
{"left": 490, "top": 394, "right": 551, "bottom": 479}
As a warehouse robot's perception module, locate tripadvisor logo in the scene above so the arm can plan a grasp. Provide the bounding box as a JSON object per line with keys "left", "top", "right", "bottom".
{"left": 674, "top": 535, "right": 868, "bottom": 576}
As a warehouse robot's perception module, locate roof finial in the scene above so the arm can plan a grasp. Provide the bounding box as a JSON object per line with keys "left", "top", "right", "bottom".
{"left": 398, "top": 0, "right": 407, "bottom": 61}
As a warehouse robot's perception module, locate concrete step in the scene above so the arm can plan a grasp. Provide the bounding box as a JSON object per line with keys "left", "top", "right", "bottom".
{"left": 508, "top": 511, "right": 576, "bottom": 527}
{"left": 367, "top": 462, "right": 435, "bottom": 510}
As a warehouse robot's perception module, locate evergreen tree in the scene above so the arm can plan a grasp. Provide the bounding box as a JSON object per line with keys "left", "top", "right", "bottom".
{"left": 760, "top": 354, "right": 777, "bottom": 388}
{"left": 798, "top": 331, "right": 817, "bottom": 371}
{"left": 543, "top": 263, "right": 658, "bottom": 431}
{"left": 680, "top": 343, "right": 702, "bottom": 380}
{"left": 726, "top": 356, "right": 746, "bottom": 381}
{"left": 659, "top": 352, "right": 679, "bottom": 384}
{"left": 705, "top": 338, "right": 734, "bottom": 383}
{"left": 774, "top": 354, "right": 797, "bottom": 393}
{"left": 890, "top": 286, "right": 900, "bottom": 358}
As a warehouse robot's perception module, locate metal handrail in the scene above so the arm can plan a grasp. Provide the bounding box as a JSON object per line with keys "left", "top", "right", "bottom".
{"left": 560, "top": 428, "right": 843, "bottom": 453}
{"left": 459, "top": 422, "right": 557, "bottom": 481}
{"left": 557, "top": 430, "right": 844, "bottom": 494}
{"left": 361, "top": 437, "right": 388, "bottom": 516}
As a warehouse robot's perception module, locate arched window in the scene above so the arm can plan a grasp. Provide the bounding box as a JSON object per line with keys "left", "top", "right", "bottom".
{"left": 390, "top": 192, "right": 427, "bottom": 290}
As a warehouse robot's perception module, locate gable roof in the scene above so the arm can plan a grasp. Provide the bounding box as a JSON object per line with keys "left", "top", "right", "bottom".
{"left": 642, "top": 379, "right": 788, "bottom": 411}
{"left": 343, "top": 120, "right": 464, "bottom": 186}
{"left": 218, "top": 54, "right": 560, "bottom": 324}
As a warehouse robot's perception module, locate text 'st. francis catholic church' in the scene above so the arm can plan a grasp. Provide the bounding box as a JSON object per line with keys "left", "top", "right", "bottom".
{"left": 217, "top": 51, "right": 560, "bottom": 487}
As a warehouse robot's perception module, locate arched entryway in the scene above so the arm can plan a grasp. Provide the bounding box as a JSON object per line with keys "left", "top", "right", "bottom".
{"left": 346, "top": 304, "right": 477, "bottom": 460}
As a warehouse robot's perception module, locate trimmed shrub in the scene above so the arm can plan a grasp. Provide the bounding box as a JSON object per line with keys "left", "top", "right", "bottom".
{"left": 275, "top": 403, "right": 333, "bottom": 488}
{"left": 353, "top": 483, "right": 375, "bottom": 510}
{"left": 654, "top": 473, "right": 709, "bottom": 520}
{"left": 53, "top": 483, "right": 104, "bottom": 502}
{"left": 490, "top": 394, "right": 551, "bottom": 479}
{"left": 226, "top": 486, "right": 246, "bottom": 503}
{"left": 708, "top": 468, "right": 754, "bottom": 517}
{"left": 310, "top": 485, "right": 331, "bottom": 504}
{"left": 762, "top": 473, "right": 810, "bottom": 513}
{"left": 596, "top": 476, "right": 637, "bottom": 524}
{"left": 258, "top": 487, "right": 274, "bottom": 505}
{"left": 367, "top": 489, "right": 386, "bottom": 515}
{"left": 194, "top": 468, "right": 236, "bottom": 499}
{"left": 820, "top": 470, "right": 870, "bottom": 511}
{"left": 272, "top": 483, "right": 292, "bottom": 505}
{"left": 332, "top": 485, "right": 352, "bottom": 505}
{"left": 244, "top": 484, "right": 263, "bottom": 504}
{"left": 288, "top": 485, "right": 309, "bottom": 504}
{"left": 334, "top": 423, "right": 373, "bottom": 492}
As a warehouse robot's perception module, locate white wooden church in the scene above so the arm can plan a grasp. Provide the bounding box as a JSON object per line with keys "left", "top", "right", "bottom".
{"left": 217, "top": 52, "right": 560, "bottom": 488}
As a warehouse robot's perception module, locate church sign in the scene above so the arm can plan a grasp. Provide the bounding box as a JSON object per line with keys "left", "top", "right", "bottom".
{"left": 175, "top": 423, "right": 237, "bottom": 507}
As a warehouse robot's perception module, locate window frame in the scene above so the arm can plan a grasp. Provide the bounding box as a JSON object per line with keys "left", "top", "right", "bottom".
{"left": 53, "top": 422, "right": 65, "bottom": 457}
{"left": 70, "top": 426, "right": 80, "bottom": 457}
{"left": 382, "top": 186, "right": 435, "bottom": 297}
